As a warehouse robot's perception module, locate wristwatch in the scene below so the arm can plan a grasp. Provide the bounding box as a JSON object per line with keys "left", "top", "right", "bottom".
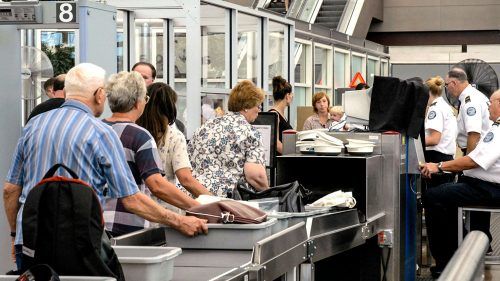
{"left": 437, "top": 162, "right": 444, "bottom": 173}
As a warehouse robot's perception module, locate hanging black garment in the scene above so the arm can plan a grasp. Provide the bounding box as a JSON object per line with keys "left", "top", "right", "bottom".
{"left": 369, "top": 76, "right": 429, "bottom": 138}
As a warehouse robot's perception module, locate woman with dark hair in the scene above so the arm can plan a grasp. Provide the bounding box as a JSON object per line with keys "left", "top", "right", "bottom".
{"left": 137, "top": 82, "right": 210, "bottom": 199}
{"left": 270, "top": 76, "right": 294, "bottom": 154}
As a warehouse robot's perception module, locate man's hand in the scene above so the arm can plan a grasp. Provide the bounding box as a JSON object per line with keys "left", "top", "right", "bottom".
{"left": 420, "top": 162, "right": 439, "bottom": 178}
{"left": 176, "top": 216, "right": 208, "bottom": 237}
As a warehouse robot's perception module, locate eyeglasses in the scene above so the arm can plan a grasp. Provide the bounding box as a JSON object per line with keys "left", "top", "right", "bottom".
{"left": 144, "top": 95, "right": 150, "bottom": 104}
{"left": 444, "top": 80, "right": 455, "bottom": 88}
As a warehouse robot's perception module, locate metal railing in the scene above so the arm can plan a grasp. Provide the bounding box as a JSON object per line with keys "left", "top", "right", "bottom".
{"left": 438, "top": 231, "right": 489, "bottom": 281}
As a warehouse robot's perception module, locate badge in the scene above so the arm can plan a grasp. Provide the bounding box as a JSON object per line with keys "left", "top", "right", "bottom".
{"left": 428, "top": 111, "right": 437, "bottom": 120}
{"left": 465, "top": 96, "right": 471, "bottom": 103}
{"left": 466, "top": 107, "right": 476, "bottom": 116}
{"left": 484, "top": 132, "right": 494, "bottom": 143}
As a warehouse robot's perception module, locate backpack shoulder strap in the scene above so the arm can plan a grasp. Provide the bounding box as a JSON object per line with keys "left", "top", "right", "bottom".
{"left": 43, "top": 164, "right": 79, "bottom": 179}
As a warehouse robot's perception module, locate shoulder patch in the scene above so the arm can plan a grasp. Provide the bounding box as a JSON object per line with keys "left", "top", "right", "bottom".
{"left": 484, "top": 132, "right": 494, "bottom": 143}
{"left": 465, "top": 96, "right": 471, "bottom": 103}
{"left": 466, "top": 107, "right": 476, "bottom": 116}
{"left": 428, "top": 111, "right": 437, "bottom": 120}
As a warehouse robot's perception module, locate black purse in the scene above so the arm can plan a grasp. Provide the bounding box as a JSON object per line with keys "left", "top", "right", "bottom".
{"left": 234, "top": 181, "right": 312, "bottom": 212}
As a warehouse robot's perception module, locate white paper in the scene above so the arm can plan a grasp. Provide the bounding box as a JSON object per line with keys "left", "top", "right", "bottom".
{"left": 253, "top": 124, "right": 272, "bottom": 166}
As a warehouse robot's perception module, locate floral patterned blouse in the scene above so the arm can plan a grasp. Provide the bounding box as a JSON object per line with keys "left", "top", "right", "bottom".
{"left": 188, "top": 112, "right": 265, "bottom": 197}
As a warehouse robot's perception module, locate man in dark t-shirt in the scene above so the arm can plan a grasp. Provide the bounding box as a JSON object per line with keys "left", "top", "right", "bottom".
{"left": 27, "top": 74, "right": 66, "bottom": 122}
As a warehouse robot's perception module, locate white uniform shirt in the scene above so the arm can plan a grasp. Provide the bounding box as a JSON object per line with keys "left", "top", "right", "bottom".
{"left": 464, "top": 119, "right": 500, "bottom": 184}
{"left": 425, "top": 96, "right": 458, "bottom": 155}
{"left": 456, "top": 85, "right": 491, "bottom": 148}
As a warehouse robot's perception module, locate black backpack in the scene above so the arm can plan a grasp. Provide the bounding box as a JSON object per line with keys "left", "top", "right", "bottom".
{"left": 21, "top": 164, "right": 125, "bottom": 280}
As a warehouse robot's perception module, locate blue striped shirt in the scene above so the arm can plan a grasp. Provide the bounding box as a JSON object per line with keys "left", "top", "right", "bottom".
{"left": 6, "top": 100, "right": 139, "bottom": 244}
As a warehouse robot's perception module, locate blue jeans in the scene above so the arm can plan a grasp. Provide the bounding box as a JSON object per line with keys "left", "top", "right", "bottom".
{"left": 14, "top": 244, "right": 23, "bottom": 272}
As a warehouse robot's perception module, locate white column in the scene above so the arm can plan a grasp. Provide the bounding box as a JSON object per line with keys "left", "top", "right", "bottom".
{"left": 183, "top": 0, "right": 201, "bottom": 138}
{"left": 0, "top": 25, "right": 22, "bottom": 273}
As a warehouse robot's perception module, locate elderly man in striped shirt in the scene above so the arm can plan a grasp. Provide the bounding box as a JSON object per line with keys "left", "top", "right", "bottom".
{"left": 3, "top": 63, "right": 207, "bottom": 270}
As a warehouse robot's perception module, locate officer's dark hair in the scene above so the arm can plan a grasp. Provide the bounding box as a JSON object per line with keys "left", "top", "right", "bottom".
{"left": 132, "top": 62, "right": 157, "bottom": 80}
{"left": 272, "top": 76, "right": 292, "bottom": 101}
{"left": 43, "top": 77, "right": 56, "bottom": 92}
{"left": 53, "top": 74, "right": 65, "bottom": 91}
{"left": 448, "top": 69, "right": 468, "bottom": 82}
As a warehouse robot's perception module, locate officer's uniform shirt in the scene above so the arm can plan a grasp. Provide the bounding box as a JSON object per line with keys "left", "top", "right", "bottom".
{"left": 464, "top": 118, "right": 500, "bottom": 184}
{"left": 456, "top": 85, "right": 491, "bottom": 148}
{"left": 425, "top": 96, "right": 458, "bottom": 155}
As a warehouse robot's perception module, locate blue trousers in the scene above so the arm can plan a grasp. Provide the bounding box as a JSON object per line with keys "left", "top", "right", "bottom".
{"left": 423, "top": 176, "right": 500, "bottom": 269}
{"left": 15, "top": 244, "right": 22, "bottom": 272}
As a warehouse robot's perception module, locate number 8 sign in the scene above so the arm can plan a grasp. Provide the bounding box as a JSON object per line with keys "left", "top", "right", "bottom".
{"left": 56, "top": 3, "right": 77, "bottom": 23}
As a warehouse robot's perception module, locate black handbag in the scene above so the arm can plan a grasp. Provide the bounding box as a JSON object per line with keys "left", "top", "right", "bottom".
{"left": 234, "top": 181, "right": 312, "bottom": 212}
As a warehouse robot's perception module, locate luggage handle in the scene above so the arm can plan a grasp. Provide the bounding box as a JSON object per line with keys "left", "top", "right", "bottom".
{"left": 43, "top": 163, "right": 79, "bottom": 179}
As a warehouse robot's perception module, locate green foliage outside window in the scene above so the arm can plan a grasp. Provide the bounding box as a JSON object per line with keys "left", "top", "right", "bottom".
{"left": 41, "top": 43, "right": 75, "bottom": 76}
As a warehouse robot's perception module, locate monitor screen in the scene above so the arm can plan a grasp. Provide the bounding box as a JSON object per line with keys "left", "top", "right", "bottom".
{"left": 342, "top": 88, "right": 371, "bottom": 126}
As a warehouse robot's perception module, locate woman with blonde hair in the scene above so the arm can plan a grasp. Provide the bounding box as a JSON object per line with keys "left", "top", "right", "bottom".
{"left": 188, "top": 80, "right": 269, "bottom": 197}
{"left": 424, "top": 75, "right": 457, "bottom": 187}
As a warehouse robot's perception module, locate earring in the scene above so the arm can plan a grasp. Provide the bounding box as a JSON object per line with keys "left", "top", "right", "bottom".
{"left": 245, "top": 109, "right": 248, "bottom": 112}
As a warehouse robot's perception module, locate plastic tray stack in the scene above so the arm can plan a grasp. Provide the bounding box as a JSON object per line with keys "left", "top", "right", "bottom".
{"left": 164, "top": 218, "right": 277, "bottom": 250}
{"left": 113, "top": 246, "right": 182, "bottom": 281}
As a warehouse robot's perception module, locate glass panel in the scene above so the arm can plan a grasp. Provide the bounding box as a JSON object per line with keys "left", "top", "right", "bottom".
{"left": 201, "top": 5, "right": 227, "bottom": 88}
{"left": 41, "top": 30, "right": 76, "bottom": 76}
{"left": 155, "top": 32, "right": 164, "bottom": 79}
{"left": 334, "top": 51, "right": 347, "bottom": 88}
{"left": 135, "top": 19, "right": 163, "bottom": 65}
{"left": 351, "top": 55, "right": 363, "bottom": 78}
{"left": 294, "top": 42, "right": 307, "bottom": 84}
{"left": 314, "top": 46, "right": 328, "bottom": 86}
{"left": 116, "top": 10, "right": 124, "bottom": 72}
{"left": 268, "top": 21, "right": 286, "bottom": 88}
{"left": 175, "top": 30, "right": 187, "bottom": 80}
{"left": 298, "top": 0, "right": 319, "bottom": 22}
{"left": 367, "top": 58, "right": 377, "bottom": 86}
{"left": 381, "top": 61, "right": 389, "bottom": 76}
{"left": 238, "top": 13, "right": 259, "bottom": 84}
{"left": 202, "top": 95, "right": 227, "bottom": 124}
{"left": 290, "top": 86, "right": 306, "bottom": 128}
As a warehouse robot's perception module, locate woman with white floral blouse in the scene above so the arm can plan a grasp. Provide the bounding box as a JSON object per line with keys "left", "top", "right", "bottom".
{"left": 188, "top": 80, "right": 269, "bottom": 197}
{"left": 137, "top": 82, "right": 211, "bottom": 199}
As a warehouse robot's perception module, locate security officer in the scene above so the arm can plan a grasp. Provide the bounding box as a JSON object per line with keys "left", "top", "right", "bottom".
{"left": 420, "top": 89, "right": 500, "bottom": 278}
{"left": 445, "top": 68, "right": 491, "bottom": 155}
{"left": 424, "top": 76, "right": 457, "bottom": 188}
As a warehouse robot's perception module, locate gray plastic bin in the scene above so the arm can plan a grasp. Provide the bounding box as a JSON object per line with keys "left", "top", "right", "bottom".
{"left": 113, "top": 246, "right": 182, "bottom": 281}
{"left": 0, "top": 277, "right": 116, "bottom": 281}
{"left": 164, "top": 218, "right": 277, "bottom": 250}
